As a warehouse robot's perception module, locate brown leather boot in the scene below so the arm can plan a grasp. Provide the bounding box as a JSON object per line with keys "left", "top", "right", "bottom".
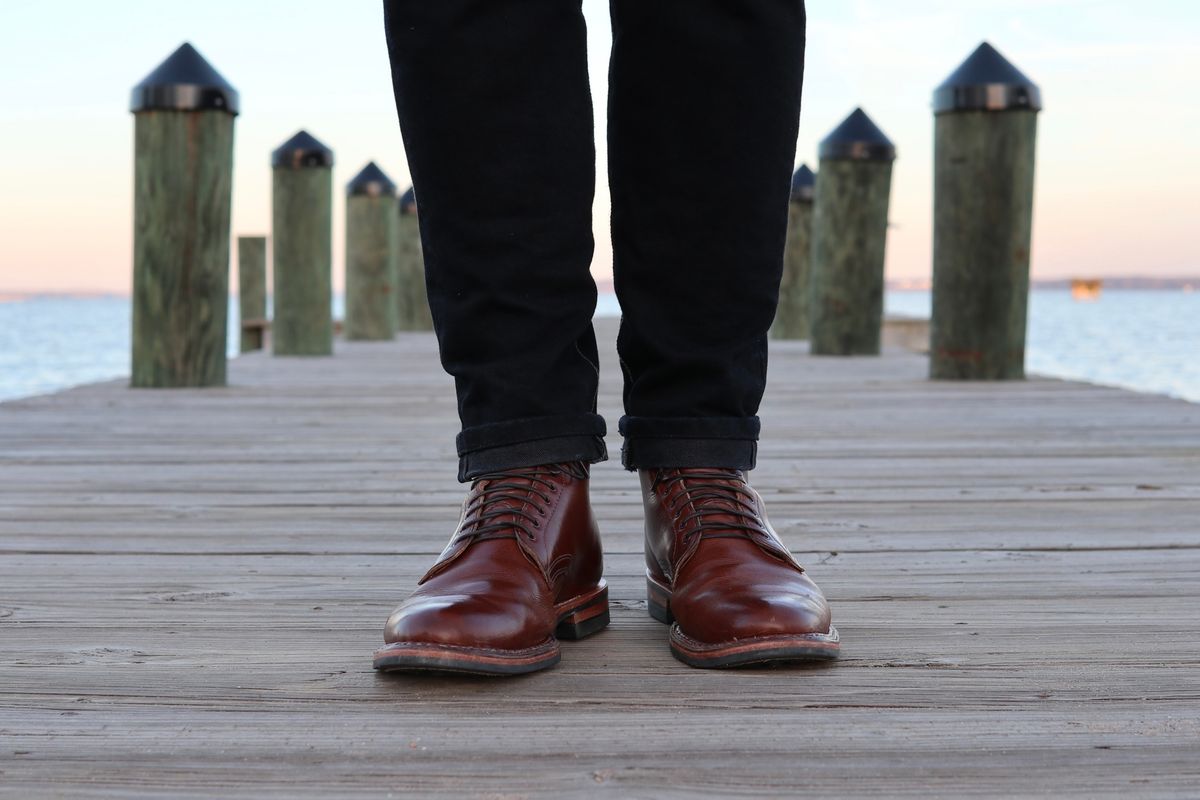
{"left": 373, "top": 461, "right": 609, "bottom": 675}
{"left": 640, "top": 467, "right": 839, "bottom": 668}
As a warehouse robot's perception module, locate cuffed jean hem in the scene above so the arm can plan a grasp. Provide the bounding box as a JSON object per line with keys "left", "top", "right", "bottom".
{"left": 617, "top": 415, "right": 761, "bottom": 471}
{"left": 456, "top": 412, "right": 609, "bottom": 482}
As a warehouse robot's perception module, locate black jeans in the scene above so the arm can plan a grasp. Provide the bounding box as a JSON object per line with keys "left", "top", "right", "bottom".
{"left": 383, "top": 1, "right": 807, "bottom": 482}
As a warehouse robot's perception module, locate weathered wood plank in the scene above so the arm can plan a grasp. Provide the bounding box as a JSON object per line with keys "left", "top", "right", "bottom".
{"left": 344, "top": 184, "right": 399, "bottom": 341}
{"left": 271, "top": 134, "right": 333, "bottom": 356}
{"left": 1, "top": 316, "right": 1198, "bottom": 798}
{"left": 237, "top": 236, "right": 268, "bottom": 353}
{"left": 130, "top": 110, "right": 234, "bottom": 387}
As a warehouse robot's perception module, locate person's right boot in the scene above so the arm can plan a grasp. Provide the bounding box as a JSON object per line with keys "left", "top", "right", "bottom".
{"left": 373, "top": 460, "right": 608, "bottom": 675}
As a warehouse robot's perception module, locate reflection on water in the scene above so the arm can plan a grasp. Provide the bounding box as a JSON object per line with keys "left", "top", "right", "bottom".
{"left": 1, "top": 290, "right": 1197, "bottom": 403}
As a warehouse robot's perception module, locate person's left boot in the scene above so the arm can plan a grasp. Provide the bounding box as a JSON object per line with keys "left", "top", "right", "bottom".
{"left": 639, "top": 467, "right": 840, "bottom": 668}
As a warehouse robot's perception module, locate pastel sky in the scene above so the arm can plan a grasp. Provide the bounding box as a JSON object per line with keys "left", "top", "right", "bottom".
{"left": 1, "top": 0, "right": 1197, "bottom": 293}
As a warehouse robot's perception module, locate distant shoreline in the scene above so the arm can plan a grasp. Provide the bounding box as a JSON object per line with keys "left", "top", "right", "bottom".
{"left": 0, "top": 291, "right": 127, "bottom": 303}
{"left": 5, "top": 277, "right": 1198, "bottom": 302}
{"left": 888, "top": 277, "right": 1199, "bottom": 291}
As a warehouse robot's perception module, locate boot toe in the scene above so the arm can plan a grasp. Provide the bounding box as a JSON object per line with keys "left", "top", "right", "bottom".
{"left": 675, "top": 570, "right": 832, "bottom": 644}
{"left": 384, "top": 587, "right": 551, "bottom": 650}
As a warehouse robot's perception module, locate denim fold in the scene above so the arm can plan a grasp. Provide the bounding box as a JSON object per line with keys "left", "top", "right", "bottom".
{"left": 617, "top": 415, "right": 761, "bottom": 471}
{"left": 457, "top": 413, "right": 608, "bottom": 482}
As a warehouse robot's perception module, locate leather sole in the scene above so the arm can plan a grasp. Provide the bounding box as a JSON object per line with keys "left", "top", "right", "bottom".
{"left": 647, "top": 574, "right": 840, "bottom": 668}
{"left": 372, "top": 581, "right": 610, "bottom": 676}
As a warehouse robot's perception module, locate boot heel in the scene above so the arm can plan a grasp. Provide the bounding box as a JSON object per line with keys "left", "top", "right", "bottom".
{"left": 646, "top": 576, "right": 674, "bottom": 625}
{"left": 555, "top": 585, "right": 610, "bottom": 641}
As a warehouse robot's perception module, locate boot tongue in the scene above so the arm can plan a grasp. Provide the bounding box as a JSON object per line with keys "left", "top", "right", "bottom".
{"left": 670, "top": 468, "right": 750, "bottom": 537}
{"left": 667, "top": 468, "right": 801, "bottom": 571}
{"left": 478, "top": 469, "right": 558, "bottom": 582}
{"left": 467, "top": 462, "right": 578, "bottom": 537}
{"left": 472, "top": 472, "right": 540, "bottom": 533}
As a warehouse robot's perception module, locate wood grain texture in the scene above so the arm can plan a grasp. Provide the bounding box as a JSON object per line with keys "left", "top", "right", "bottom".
{"left": 394, "top": 211, "right": 433, "bottom": 331}
{"left": 237, "top": 236, "right": 268, "bottom": 352}
{"left": 930, "top": 110, "right": 1038, "bottom": 379}
{"left": 272, "top": 166, "right": 333, "bottom": 356}
{"left": 809, "top": 160, "right": 893, "bottom": 356}
{"left": 770, "top": 198, "right": 814, "bottom": 340}
{"left": 2, "top": 316, "right": 1198, "bottom": 798}
{"left": 131, "top": 110, "right": 234, "bottom": 387}
{"left": 344, "top": 196, "right": 397, "bottom": 341}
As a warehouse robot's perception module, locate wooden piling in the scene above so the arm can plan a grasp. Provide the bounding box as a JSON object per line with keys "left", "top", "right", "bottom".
{"left": 344, "top": 163, "right": 399, "bottom": 341}
{"left": 129, "top": 43, "right": 237, "bottom": 387}
{"left": 809, "top": 109, "right": 896, "bottom": 356}
{"left": 771, "top": 164, "right": 817, "bottom": 340}
{"left": 930, "top": 42, "right": 1042, "bottom": 380}
{"left": 237, "top": 236, "right": 268, "bottom": 352}
{"left": 271, "top": 131, "right": 334, "bottom": 356}
{"left": 395, "top": 187, "right": 433, "bottom": 331}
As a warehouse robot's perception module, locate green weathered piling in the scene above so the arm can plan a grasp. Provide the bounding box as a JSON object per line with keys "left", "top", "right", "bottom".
{"left": 809, "top": 109, "right": 896, "bottom": 356}
{"left": 771, "top": 164, "right": 817, "bottom": 340}
{"left": 345, "top": 163, "right": 399, "bottom": 340}
{"left": 271, "top": 131, "right": 334, "bottom": 356}
{"left": 130, "top": 43, "right": 237, "bottom": 387}
{"left": 930, "top": 43, "right": 1042, "bottom": 380}
{"left": 395, "top": 187, "right": 433, "bottom": 331}
{"left": 237, "top": 236, "right": 267, "bottom": 352}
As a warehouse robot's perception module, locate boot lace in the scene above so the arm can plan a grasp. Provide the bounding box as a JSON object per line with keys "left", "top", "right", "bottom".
{"left": 653, "top": 467, "right": 767, "bottom": 546}
{"left": 455, "top": 460, "right": 588, "bottom": 544}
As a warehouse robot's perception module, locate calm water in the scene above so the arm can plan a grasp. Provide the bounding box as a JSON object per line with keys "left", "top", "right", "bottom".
{"left": 1, "top": 290, "right": 1197, "bottom": 403}
{"left": 884, "top": 290, "right": 1200, "bottom": 403}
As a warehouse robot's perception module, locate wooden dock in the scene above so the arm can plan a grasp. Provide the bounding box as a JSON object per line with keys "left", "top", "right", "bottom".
{"left": 3, "top": 316, "right": 1198, "bottom": 798}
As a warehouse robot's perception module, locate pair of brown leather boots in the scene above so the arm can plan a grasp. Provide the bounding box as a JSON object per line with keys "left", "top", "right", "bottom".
{"left": 373, "top": 461, "right": 838, "bottom": 674}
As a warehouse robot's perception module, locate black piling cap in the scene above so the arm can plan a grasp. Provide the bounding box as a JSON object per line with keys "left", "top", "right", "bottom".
{"left": 933, "top": 42, "right": 1042, "bottom": 114}
{"left": 272, "top": 131, "right": 334, "bottom": 169}
{"left": 819, "top": 108, "right": 896, "bottom": 162}
{"left": 790, "top": 164, "right": 816, "bottom": 202}
{"left": 346, "top": 162, "right": 398, "bottom": 198}
{"left": 130, "top": 43, "right": 239, "bottom": 115}
{"left": 398, "top": 186, "right": 418, "bottom": 216}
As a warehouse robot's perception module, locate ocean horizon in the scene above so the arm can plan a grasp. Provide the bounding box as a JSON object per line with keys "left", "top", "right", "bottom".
{"left": 1, "top": 289, "right": 1197, "bottom": 405}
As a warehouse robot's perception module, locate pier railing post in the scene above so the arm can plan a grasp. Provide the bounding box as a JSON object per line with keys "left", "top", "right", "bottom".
{"left": 129, "top": 43, "right": 237, "bottom": 387}
{"left": 930, "top": 43, "right": 1042, "bottom": 380}
{"left": 809, "top": 108, "right": 897, "bottom": 356}
{"left": 395, "top": 187, "right": 433, "bottom": 331}
{"left": 237, "top": 236, "right": 268, "bottom": 352}
{"left": 345, "top": 163, "right": 399, "bottom": 340}
{"left": 271, "top": 131, "right": 334, "bottom": 356}
{"left": 771, "top": 164, "right": 817, "bottom": 340}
